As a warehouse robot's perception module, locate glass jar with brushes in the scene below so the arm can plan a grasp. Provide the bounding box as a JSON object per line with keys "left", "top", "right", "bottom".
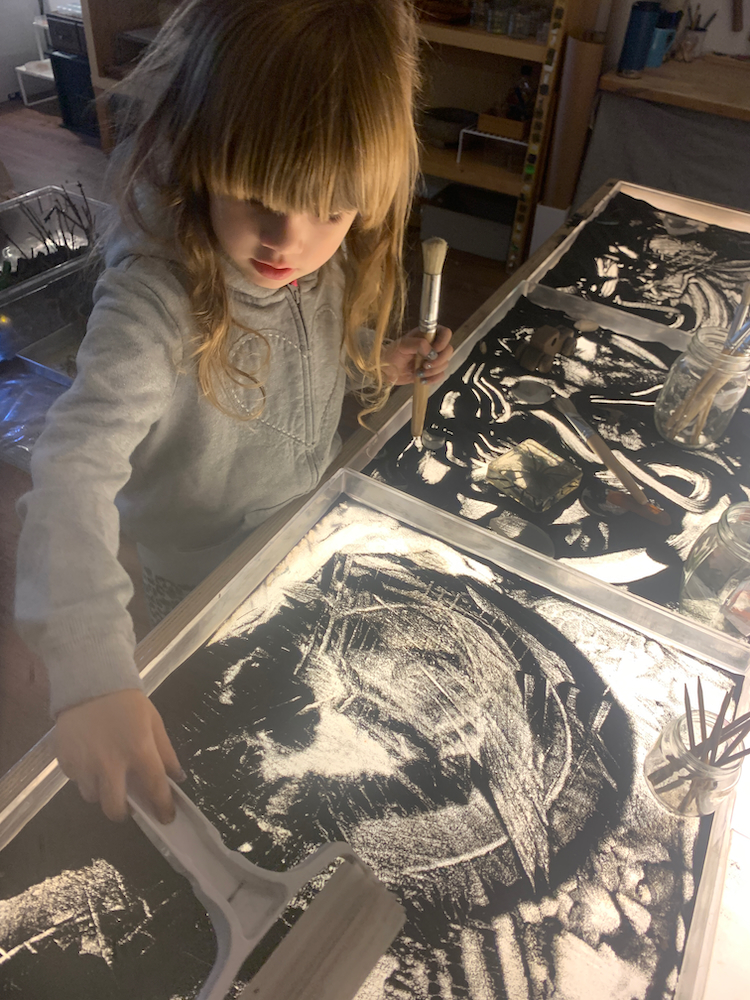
{"left": 679, "top": 502, "right": 750, "bottom": 635}
{"left": 654, "top": 325, "right": 750, "bottom": 449}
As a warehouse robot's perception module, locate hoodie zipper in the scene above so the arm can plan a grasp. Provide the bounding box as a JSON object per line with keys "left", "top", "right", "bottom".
{"left": 286, "top": 283, "right": 315, "bottom": 460}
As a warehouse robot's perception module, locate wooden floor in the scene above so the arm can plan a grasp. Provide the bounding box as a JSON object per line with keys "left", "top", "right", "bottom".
{"left": 0, "top": 99, "right": 508, "bottom": 778}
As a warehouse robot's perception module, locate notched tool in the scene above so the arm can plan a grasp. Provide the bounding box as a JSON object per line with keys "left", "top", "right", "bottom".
{"left": 129, "top": 780, "right": 405, "bottom": 1000}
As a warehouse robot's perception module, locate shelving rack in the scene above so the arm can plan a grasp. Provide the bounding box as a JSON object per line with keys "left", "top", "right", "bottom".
{"left": 78, "top": 2, "right": 569, "bottom": 267}
{"left": 14, "top": 16, "right": 56, "bottom": 108}
{"left": 420, "top": 7, "right": 569, "bottom": 270}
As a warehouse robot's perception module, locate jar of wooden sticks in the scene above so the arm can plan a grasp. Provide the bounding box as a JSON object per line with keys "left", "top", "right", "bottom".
{"left": 654, "top": 327, "right": 750, "bottom": 449}
{"left": 644, "top": 711, "right": 745, "bottom": 817}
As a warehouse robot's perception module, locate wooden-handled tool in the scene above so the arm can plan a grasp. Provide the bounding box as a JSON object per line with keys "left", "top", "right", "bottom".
{"left": 553, "top": 395, "right": 649, "bottom": 505}
{"left": 411, "top": 237, "right": 448, "bottom": 440}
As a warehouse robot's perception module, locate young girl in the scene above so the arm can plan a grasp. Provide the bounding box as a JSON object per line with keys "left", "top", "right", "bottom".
{"left": 14, "top": 0, "right": 453, "bottom": 824}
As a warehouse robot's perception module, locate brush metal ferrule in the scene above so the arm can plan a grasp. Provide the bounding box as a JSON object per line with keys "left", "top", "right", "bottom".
{"left": 419, "top": 272, "right": 442, "bottom": 339}
{"left": 562, "top": 411, "right": 595, "bottom": 442}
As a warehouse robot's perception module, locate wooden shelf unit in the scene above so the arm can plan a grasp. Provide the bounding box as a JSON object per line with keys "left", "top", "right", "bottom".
{"left": 81, "top": 0, "right": 157, "bottom": 90}
{"left": 422, "top": 144, "right": 523, "bottom": 197}
{"left": 420, "top": 23, "right": 548, "bottom": 62}
{"left": 419, "top": 8, "right": 569, "bottom": 269}
{"left": 78, "top": 2, "right": 570, "bottom": 265}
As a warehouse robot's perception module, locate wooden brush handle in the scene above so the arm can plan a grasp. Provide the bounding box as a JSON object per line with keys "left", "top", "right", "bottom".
{"left": 411, "top": 378, "right": 431, "bottom": 439}
{"left": 412, "top": 319, "right": 439, "bottom": 437}
{"left": 412, "top": 239, "right": 447, "bottom": 439}
{"left": 586, "top": 433, "right": 649, "bottom": 505}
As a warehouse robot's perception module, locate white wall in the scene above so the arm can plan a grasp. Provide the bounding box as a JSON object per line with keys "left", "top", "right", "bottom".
{"left": 0, "top": 0, "right": 46, "bottom": 101}
{"left": 603, "top": 0, "right": 750, "bottom": 72}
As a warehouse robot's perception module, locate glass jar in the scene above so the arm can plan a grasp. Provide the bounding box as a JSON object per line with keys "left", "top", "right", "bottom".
{"left": 509, "top": 7, "right": 535, "bottom": 37}
{"left": 644, "top": 711, "right": 744, "bottom": 817}
{"left": 679, "top": 502, "right": 750, "bottom": 634}
{"left": 486, "top": 1, "right": 511, "bottom": 34}
{"left": 470, "top": 0, "right": 489, "bottom": 28}
{"left": 654, "top": 326, "right": 750, "bottom": 449}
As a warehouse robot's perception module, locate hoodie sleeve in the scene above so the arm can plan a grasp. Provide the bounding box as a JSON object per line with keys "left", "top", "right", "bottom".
{"left": 15, "top": 261, "right": 186, "bottom": 716}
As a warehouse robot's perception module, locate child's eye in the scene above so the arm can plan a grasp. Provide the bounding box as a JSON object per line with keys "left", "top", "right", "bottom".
{"left": 248, "top": 199, "right": 285, "bottom": 219}
{"left": 327, "top": 213, "right": 343, "bottom": 225}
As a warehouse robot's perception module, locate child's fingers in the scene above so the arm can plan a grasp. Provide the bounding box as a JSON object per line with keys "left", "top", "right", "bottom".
{"left": 99, "top": 768, "right": 129, "bottom": 823}
{"left": 133, "top": 751, "right": 177, "bottom": 825}
{"left": 420, "top": 371, "right": 449, "bottom": 385}
{"left": 405, "top": 325, "right": 452, "bottom": 360}
{"left": 419, "top": 343, "right": 454, "bottom": 380}
{"left": 77, "top": 773, "right": 100, "bottom": 805}
{"left": 152, "top": 712, "right": 186, "bottom": 783}
{"left": 429, "top": 325, "right": 452, "bottom": 353}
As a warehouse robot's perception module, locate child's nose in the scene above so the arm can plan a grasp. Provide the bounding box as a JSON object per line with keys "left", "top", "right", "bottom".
{"left": 260, "top": 214, "right": 304, "bottom": 254}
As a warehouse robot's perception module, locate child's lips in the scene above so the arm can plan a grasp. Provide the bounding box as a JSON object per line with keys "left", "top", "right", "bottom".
{"left": 251, "top": 258, "right": 295, "bottom": 280}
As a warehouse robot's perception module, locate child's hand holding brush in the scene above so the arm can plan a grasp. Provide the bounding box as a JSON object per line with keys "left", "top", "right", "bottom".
{"left": 382, "top": 325, "right": 453, "bottom": 386}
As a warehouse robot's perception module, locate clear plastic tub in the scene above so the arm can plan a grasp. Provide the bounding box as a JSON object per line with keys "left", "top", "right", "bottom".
{"left": 0, "top": 186, "right": 107, "bottom": 359}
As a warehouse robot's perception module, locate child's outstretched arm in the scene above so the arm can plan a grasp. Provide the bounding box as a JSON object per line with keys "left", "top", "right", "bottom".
{"left": 382, "top": 325, "right": 453, "bottom": 385}
{"left": 15, "top": 264, "right": 191, "bottom": 823}
{"left": 55, "top": 690, "right": 184, "bottom": 823}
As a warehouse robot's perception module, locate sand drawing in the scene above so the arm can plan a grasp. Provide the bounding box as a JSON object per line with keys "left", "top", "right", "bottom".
{"left": 540, "top": 192, "right": 750, "bottom": 332}
{"left": 1, "top": 501, "right": 734, "bottom": 999}
{"left": 367, "top": 295, "right": 750, "bottom": 608}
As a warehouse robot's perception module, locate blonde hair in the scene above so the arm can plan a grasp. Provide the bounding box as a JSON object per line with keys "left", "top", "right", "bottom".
{"left": 113, "top": 0, "right": 420, "bottom": 418}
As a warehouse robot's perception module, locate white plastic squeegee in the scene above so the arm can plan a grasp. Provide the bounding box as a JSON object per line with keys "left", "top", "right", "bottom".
{"left": 128, "top": 779, "right": 405, "bottom": 1000}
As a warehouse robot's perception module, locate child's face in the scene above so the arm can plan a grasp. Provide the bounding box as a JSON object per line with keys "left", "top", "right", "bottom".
{"left": 210, "top": 195, "right": 357, "bottom": 288}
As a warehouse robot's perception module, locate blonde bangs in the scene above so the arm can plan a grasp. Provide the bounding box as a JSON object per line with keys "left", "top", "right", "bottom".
{"left": 179, "top": 0, "right": 419, "bottom": 228}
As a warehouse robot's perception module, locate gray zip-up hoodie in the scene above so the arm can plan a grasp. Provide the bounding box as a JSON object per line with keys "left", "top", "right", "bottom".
{"left": 15, "top": 222, "right": 350, "bottom": 715}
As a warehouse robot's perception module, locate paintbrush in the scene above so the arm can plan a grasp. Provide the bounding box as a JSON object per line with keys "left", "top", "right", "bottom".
{"left": 552, "top": 396, "right": 652, "bottom": 507}
{"left": 604, "top": 490, "right": 672, "bottom": 526}
{"left": 411, "top": 237, "right": 448, "bottom": 441}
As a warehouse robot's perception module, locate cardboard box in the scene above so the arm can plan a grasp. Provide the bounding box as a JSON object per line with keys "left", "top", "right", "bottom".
{"left": 477, "top": 113, "right": 531, "bottom": 142}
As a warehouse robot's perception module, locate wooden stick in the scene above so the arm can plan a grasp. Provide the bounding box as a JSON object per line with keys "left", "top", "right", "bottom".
{"left": 553, "top": 396, "right": 649, "bottom": 505}
{"left": 716, "top": 721, "right": 750, "bottom": 765}
{"left": 709, "top": 690, "right": 733, "bottom": 763}
{"left": 691, "top": 710, "right": 750, "bottom": 759}
{"left": 411, "top": 237, "right": 448, "bottom": 440}
{"left": 723, "top": 746, "right": 750, "bottom": 766}
{"left": 684, "top": 686, "right": 696, "bottom": 751}
{"left": 649, "top": 710, "right": 750, "bottom": 786}
{"left": 697, "top": 677, "right": 708, "bottom": 750}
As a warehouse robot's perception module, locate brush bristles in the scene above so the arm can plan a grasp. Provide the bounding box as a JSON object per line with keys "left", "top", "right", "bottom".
{"left": 421, "top": 237, "right": 448, "bottom": 275}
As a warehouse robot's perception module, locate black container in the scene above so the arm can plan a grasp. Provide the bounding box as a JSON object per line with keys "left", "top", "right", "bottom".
{"left": 422, "top": 183, "right": 516, "bottom": 261}
{"left": 617, "top": 1, "right": 662, "bottom": 77}
{"left": 49, "top": 51, "right": 99, "bottom": 138}
{"left": 46, "top": 13, "right": 88, "bottom": 57}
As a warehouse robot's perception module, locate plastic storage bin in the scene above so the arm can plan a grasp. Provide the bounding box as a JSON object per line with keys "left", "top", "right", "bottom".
{"left": 0, "top": 186, "right": 107, "bottom": 359}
